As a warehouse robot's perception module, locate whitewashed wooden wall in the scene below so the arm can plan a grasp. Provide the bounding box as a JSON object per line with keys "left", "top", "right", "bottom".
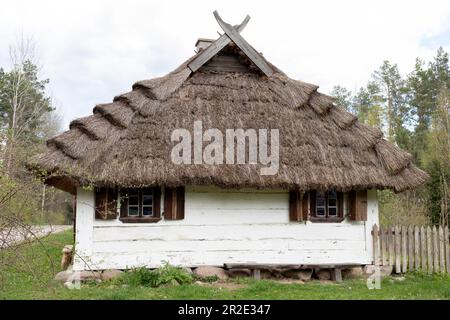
{"left": 73, "top": 186, "right": 379, "bottom": 271}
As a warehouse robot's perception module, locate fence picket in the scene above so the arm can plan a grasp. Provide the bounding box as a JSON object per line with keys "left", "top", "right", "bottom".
{"left": 421, "top": 226, "right": 427, "bottom": 271}
{"left": 395, "top": 225, "right": 401, "bottom": 273}
{"left": 414, "top": 226, "right": 420, "bottom": 270}
{"left": 408, "top": 226, "right": 414, "bottom": 270}
{"left": 433, "top": 226, "right": 439, "bottom": 272}
{"left": 380, "top": 226, "right": 386, "bottom": 266}
{"left": 401, "top": 225, "right": 407, "bottom": 273}
{"left": 427, "top": 226, "right": 433, "bottom": 273}
{"left": 445, "top": 227, "right": 449, "bottom": 274}
{"left": 439, "top": 226, "right": 445, "bottom": 273}
{"left": 389, "top": 226, "right": 395, "bottom": 266}
{"left": 373, "top": 224, "right": 380, "bottom": 266}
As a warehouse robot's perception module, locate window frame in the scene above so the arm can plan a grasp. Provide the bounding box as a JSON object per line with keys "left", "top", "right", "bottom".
{"left": 310, "top": 190, "right": 344, "bottom": 223}
{"left": 119, "top": 187, "right": 161, "bottom": 223}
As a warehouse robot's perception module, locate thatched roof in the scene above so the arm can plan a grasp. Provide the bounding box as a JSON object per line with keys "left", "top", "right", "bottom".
{"left": 30, "top": 22, "right": 428, "bottom": 194}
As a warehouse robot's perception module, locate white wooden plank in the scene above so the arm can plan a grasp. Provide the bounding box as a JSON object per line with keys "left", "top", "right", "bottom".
{"left": 93, "top": 223, "right": 366, "bottom": 242}
{"left": 73, "top": 188, "right": 95, "bottom": 271}
{"left": 92, "top": 239, "right": 366, "bottom": 254}
{"left": 365, "top": 189, "right": 379, "bottom": 262}
{"left": 87, "top": 249, "right": 372, "bottom": 270}
{"left": 94, "top": 211, "right": 289, "bottom": 226}
{"left": 186, "top": 192, "right": 289, "bottom": 209}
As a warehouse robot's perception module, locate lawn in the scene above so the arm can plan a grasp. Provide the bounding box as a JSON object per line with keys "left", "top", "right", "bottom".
{"left": 1, "top": 230, "right": 449, "bottom": 300}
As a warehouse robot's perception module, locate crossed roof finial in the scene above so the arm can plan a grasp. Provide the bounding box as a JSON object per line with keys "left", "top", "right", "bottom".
{"left": 188, "top": 11, "right": 273, "bottom": 77}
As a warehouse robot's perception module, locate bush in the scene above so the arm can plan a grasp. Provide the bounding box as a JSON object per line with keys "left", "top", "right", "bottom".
{"left": 119, "top": 264, "right": 193, "bottom": 287}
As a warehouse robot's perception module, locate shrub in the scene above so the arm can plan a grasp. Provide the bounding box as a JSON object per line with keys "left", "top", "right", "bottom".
{"left": 119, "top": 264, "right": 193, "bottom": 287}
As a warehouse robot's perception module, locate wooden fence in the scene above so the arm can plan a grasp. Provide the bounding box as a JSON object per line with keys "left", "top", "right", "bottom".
{"left": 372, "top": 225, "right": 450, "bottom": 274}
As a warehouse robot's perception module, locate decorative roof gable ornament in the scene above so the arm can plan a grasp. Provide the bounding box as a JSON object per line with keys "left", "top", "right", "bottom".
{"left": 188, "top": 10, "right": 274, "bottom": 77}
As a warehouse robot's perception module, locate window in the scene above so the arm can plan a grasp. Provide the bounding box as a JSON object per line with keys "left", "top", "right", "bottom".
{"left": 311, "top": 190, "right": 343, "bottom": 222}
{"left": 120, "top": 187, "right": 161, "bottom": 223}
{"left": 142, "top": 191, "right": 153, "bottom": 216}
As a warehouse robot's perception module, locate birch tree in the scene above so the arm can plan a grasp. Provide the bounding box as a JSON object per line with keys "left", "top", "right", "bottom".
{"left": 0, "top": 35, "right": 53, "bottom": 176}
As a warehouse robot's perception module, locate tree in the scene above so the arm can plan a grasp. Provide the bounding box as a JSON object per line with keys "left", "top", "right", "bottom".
{"left": 0, "top": 36, "right": 53, "bottom": 176}
{"left": 0, "top": 35, "right": 71, "bottom": 227}
{"left": 423, "top": 89, "right": 450, "bottom": 225}
{"left": 407, "top": 58, "right": 435, "bottom": 164}
{"left": 352, "top": 83, "right": 384, "bottom": 129}
{"left": 371, "top": 61, "right": 413, "bottom": 150}
{"left": 430, "top": 47, "right": 450, "bottom": 90}
{"left": 330, "top": 85, "right": 353, "bottom": 113}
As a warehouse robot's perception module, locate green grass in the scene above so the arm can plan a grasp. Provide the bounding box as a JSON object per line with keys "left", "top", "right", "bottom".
{"left": 1, "top": 230, "right": 449, "bottom": 300}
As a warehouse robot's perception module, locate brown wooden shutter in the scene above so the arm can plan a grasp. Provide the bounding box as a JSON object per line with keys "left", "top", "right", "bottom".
{"left": 289, "top": 190, "right": 304, "bottom": 222}
{"left": 348, "top": 190, "right": 367, "bottom": 221}
{"left": 337, "top": 192, "right": 344, "bottom": 218}
{"left": 119, "top": 189, "right": 128, "bottom": 218}
{"left": 95, "top": 187, "right": 117, "bottom": 220}
{"left": 153, "top": 187, "right": 162, "bottom": 217}
{"left": 164, "top": 187, "right": 185, "bottom": 220}
{"left": 302, "top": 192, "right": 309, "bottom": 220}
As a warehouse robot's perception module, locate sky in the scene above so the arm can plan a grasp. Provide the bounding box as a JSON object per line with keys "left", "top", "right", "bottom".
{"left": 1, "top": 0, "right": 449, "bottom": 130}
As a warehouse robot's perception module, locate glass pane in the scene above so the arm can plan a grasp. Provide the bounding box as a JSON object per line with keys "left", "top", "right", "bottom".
{"left": 316, "top": 192, "right": 326, "bottom": 207}
{"left": 328, "top": 198, "right": 337, "bottom": 207}
{"left": 128, "top": 206, "right": 139, "bottom": 216}
{"left": 316, "top": 207, "right": 326, "bottom": 216}
{"left": 328, "top": 190, "right": 337, "bottom": 198}
{"left": 328, "top": 207, "right": 337, "bottom": 216}
{"left": 142, "top": 206, "right": 153, "bottom": 216}
{"left": 143, "top": 195, "right": 153, "bottom": 206}
{"left": 129, "top": 195, "right": 138, "bottom": 206}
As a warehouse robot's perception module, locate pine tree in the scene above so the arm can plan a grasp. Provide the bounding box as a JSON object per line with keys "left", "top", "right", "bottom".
{"left": 407, "top": 58, "right": 435, "bottom": 164}
{"left": 371, "top": 61, "right": 412, "bottom": 151}
{"left": 330, "top": 85, "right": 353, "bottom": 113}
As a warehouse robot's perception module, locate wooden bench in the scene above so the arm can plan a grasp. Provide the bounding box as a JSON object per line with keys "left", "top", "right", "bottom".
{"left": 223, "top": 263, "right": 363, "bottom": 283}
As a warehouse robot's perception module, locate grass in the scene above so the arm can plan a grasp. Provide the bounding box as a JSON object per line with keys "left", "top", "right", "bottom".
{"left": 1, "top": 230, "right": 449, "bottom": 300}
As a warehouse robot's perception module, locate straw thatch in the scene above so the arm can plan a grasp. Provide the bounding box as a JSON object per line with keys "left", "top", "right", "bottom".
{"left": 29, "top": 43, "right": 428, "bottom": 194}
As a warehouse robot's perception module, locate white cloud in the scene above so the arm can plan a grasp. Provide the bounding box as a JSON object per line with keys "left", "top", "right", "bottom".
{"left": 1, "top": 0, "right": 449, "bottom": 129}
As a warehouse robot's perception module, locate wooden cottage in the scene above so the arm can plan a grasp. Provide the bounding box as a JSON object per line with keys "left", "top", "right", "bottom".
{"left": 30, "top": 12, "right": 428, "bottom": 271}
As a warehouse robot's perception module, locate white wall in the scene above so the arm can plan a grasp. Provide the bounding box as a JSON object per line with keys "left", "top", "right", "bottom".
{"left": 73, "top": 187, "right": 95, "bottom": 271}
{"left": 73, "top": 186, "right": 379, "bottom": 270}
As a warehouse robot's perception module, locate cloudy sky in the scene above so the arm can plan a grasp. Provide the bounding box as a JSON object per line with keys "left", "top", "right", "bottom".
{"left": 1, "top": 0, "right": 449, "bottom": 129}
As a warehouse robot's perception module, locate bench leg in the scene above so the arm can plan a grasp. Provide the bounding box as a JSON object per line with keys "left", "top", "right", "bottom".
{"left": 252, "top": 269, "right": 261, "bottom": 280}
{"left": 331, "top": 268, "right": 342, "bottom": 283}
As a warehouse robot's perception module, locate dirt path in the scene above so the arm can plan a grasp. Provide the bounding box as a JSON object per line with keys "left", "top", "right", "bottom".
{"left": 1, "top": 225, "right": 72, "bottom": 249}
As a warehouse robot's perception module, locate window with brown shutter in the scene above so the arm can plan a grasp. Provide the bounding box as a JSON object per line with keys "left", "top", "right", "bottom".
{"left": 309, "top": 190, "right": 344, "bottom": 222}
{"left": 348, "top": 190, "right": 367, "bottom": 221}
{"left": 164, "top": 187, "right": 185, "bottom": 220}
{"left": 119, "top": 187, "right": 162, "bottom": 223}
{"left": 95, "top": 187, "right": 118, "bottom": 220}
